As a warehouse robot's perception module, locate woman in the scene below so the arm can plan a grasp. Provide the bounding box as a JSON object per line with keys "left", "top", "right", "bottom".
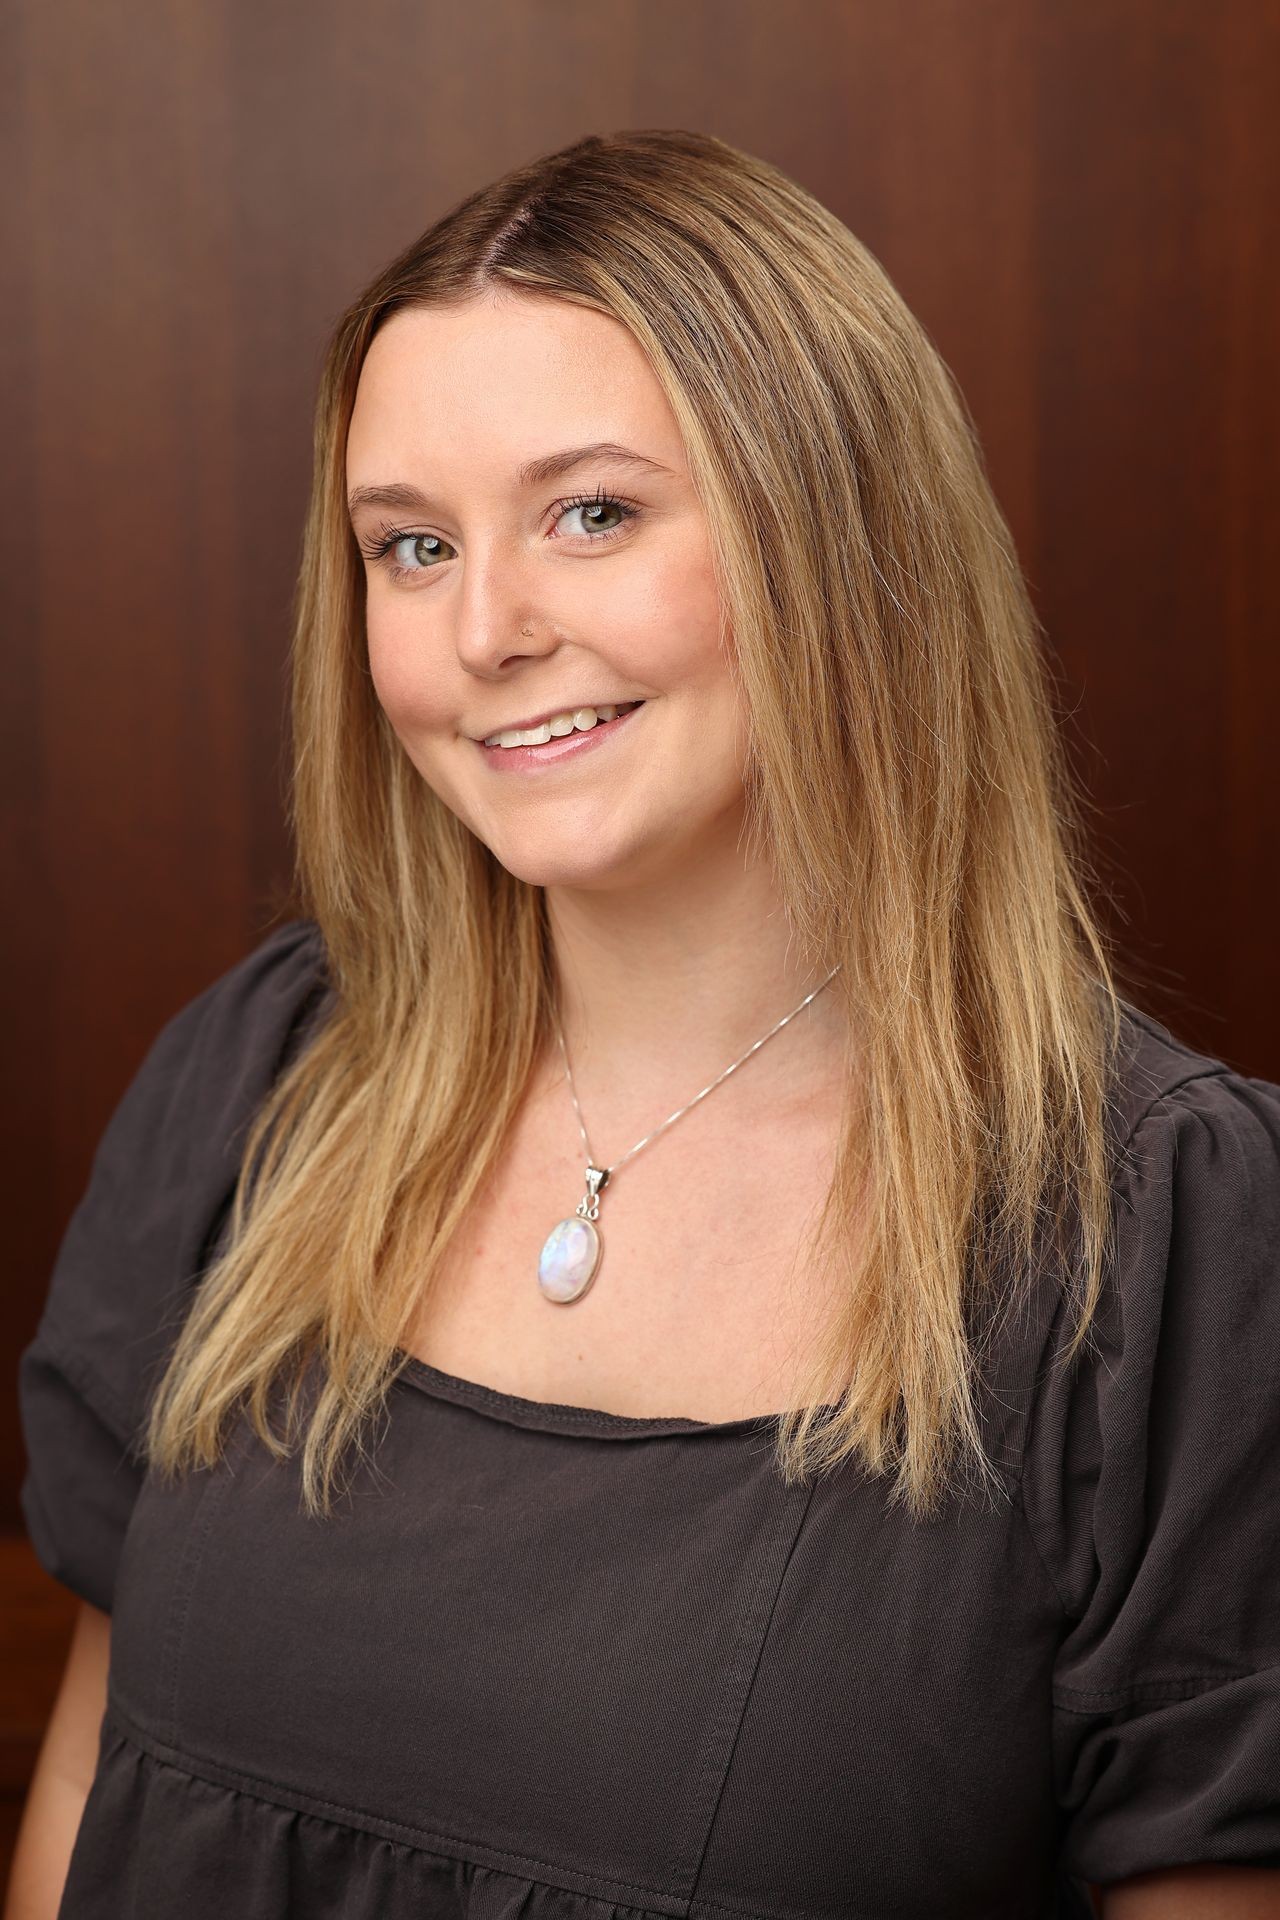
{"left": 13, "top": 130, "right": 1280, "bottom": 1919}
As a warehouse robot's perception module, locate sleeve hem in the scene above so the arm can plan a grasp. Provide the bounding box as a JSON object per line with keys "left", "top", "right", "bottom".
{"left": 1054, "top": 1661, "right": 1280, "bottom": 1713}
{"left": 30, "top": 1315, "right": 138, "bottom": 1449}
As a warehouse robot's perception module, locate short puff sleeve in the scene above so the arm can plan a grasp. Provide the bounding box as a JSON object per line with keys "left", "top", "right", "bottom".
{"left": 17, "top": 918, "right": 331, "bottom": 1613}
{"left": 1023, "top": 1061, "right": 1280, "bottom": 1882}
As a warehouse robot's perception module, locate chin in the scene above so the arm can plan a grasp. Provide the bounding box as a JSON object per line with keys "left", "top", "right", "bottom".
{"left": 487, "top": 848, "right": 638, "bottom": 892}
{"left": 474, "top": 821, "right": 658, "bottom": 892}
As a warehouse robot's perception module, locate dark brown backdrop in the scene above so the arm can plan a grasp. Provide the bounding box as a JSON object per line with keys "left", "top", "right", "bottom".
{"left": 2, "top": 0, "right": 1277, "bottom": 1853}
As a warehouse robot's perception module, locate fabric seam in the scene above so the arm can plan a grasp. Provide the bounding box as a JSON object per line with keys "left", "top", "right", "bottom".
{"left": 100, "top": 1701, "right": 695, "bottom": 1912}
{"left": 1053, "top": 1661, "right": 1280, "bottom": 1711}
{"left": 686, "top": 1478, "right": 820, "bottom": 1906}
{"left": 1112, "top": 1061, "right": 1234, "bottom": 1162}
{"left": 28, "top": 1316, "right": 136, "bottom": 1448}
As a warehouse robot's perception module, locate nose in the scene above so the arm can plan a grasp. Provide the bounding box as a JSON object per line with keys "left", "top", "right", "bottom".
{"left": 450, "top": 543, "right": 560, "bottom": 679}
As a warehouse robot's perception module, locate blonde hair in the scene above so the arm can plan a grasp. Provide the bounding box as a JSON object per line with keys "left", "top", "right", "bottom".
{"left": 145, "top": 129, "right": 1125, "bottom": 1523}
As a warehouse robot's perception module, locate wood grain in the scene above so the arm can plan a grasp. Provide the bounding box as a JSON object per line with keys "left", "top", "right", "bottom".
{"left": 2, "top": 7, "right": 1276, "bottom": 1870}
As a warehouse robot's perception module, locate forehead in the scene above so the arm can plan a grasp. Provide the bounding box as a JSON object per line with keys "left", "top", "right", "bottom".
{"left": 345, "top": 295, "right": 683, "bottom": 485}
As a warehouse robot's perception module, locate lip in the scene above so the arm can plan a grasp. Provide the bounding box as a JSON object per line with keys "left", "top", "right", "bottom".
{"left": 474, "top": 700, "right": 646, "bottom": 771}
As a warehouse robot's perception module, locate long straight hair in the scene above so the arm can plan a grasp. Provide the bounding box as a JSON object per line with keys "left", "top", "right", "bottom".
{"left": 145, "top": 129, "right": 1125, "bottom": 1523}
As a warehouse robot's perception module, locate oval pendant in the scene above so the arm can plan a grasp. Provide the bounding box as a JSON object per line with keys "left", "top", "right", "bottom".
{"left": 537, "top": 1215, "right": 602, "bottom": 1303}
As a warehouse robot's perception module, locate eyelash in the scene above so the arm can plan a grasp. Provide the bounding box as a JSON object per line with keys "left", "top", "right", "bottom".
{"left": 356, "top": 487, "right": 641, "bottom": 581}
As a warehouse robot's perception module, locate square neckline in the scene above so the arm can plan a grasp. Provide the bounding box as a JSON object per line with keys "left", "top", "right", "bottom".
{"left": 390, "top": 1346, "right": 804, "bottom": 1441}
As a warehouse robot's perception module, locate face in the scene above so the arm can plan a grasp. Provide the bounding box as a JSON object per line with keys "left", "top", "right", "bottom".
{"left": 345, "top": 292, "right": 750, "bottom": 891}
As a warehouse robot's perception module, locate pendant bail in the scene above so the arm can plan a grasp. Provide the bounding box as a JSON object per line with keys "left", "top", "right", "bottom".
{"left": 576, "top": 1164, "right": 610, "bottom": 1221}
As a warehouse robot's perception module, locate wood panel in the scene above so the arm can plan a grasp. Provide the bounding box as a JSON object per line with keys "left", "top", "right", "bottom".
{"left": 2, "top": 6, "right": 1276, "bottom": 1863}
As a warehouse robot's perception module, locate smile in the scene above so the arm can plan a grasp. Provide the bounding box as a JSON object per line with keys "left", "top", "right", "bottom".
{"left": 482, "top": 701, "right": 644, "bottom": 748}
{"left": 475, "top": 701, "right": 646, "bottom": 770}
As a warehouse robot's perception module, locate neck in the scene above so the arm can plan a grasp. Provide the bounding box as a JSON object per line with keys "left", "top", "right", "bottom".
{"left": 542, "top": 835, "right": 849, "bottom": 1147}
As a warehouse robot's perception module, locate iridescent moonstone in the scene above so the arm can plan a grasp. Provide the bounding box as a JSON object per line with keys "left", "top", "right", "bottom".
{"left": 537, "top": 1216, "right": 601, "bottom": 1303}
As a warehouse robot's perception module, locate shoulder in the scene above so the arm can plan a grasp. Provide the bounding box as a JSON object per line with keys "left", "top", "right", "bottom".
{"left": 84, "top": 911, "right": 334, "bottom": 1235}
{"left": 1016, "top": 997, "right": 1280, "bottom": 1610}
{"left": 27, "top": 918, "right": 335, "bottom": 1433}
{"left": 18, "top": 919, "right": 332, "bottom": 1610}
{"left": 1108, "top": 996, "right": 1280, "bottom": 1346}
{"left": 1105, "top": 1000, "right": 1280, "bottom": 1268}
{"left": 101, "top": 916, "right": 332, "bottom": 1164}
{"left": 134, "top": 916, "right": 333, "bottom": 1100}
{"left": 1022, "top": 1005, "right": 1280, "bottom": 1880}
{"left": 980, "top": 1000, "right": 1280, "bottom": 1487}
{"left": 1069, "top": 995, "right": 1280, "bottom": 1378}
{"left": 1107, "top": 996, "right": 1280, "bottom": 1161}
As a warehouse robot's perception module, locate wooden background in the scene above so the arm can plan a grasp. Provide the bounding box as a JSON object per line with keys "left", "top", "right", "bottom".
{"left": 2, "top": 0, "right": 1277, "bottom": 1866}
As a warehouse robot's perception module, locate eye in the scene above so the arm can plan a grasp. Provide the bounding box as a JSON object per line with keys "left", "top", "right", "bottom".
{"left": 355, "top": 488, "right": 640, "bottom": 583}
{"left": 357, "top": 527, "right": 454, "bottom": 579}
{"left": 551, "top": 490, "right": 639, "bottom": 542}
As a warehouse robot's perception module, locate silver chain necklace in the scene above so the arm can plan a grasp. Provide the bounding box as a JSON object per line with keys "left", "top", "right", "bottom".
{"left": 536, "top": 966, "right": 842, "bottom": 1303}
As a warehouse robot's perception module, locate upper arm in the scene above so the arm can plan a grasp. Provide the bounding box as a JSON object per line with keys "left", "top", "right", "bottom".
{"left": 1021, "top": 1064, "right": 1280, "bottom": 1887}
{"left": 17, "top": 918, "right": 332, "bottom": 1618}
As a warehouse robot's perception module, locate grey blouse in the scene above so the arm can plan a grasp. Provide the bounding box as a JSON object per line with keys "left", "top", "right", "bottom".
{"left": 17, "top": 919, "right": 1280, "bottom": 1918}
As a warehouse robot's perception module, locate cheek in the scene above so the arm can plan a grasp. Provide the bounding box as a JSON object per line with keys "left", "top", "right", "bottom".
{"left": 624, "top": 532, "right": 730, "bottom": 690}
{"left": 366, "top": 616, "right": 450, "bottom": 735}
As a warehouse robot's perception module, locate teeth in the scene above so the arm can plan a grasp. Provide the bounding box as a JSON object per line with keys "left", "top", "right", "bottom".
{"left": 483, "top": 701, "right": 638, "bottom": 749}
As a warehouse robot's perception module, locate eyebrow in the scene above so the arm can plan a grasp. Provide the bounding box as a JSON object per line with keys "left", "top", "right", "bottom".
{"left": 346, "top": 441, "right": 675, "bottom": 521}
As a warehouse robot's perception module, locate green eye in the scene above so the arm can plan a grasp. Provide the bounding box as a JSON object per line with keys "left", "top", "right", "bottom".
{"left": 367, "top": 531, "right": 453, "bottom": 575}
{"left": 556, "top": 496, "right": 633, "bottom": 538}
{"left": 357, "top": 487, "right": 640, "bottom": 583}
